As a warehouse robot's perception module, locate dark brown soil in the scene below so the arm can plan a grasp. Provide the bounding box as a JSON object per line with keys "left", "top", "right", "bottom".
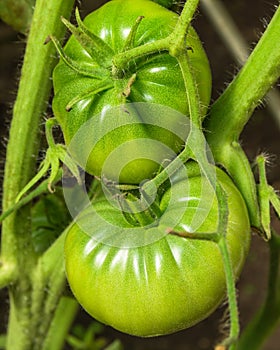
{"left": 0, "top": 1, "right": 279, "bottom": 349}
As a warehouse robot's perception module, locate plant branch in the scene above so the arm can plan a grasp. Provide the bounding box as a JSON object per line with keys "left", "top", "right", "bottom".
{"left": 0, "top": 170, "right": 62, "bottom": 225}
{"left": 42, "top": 297, "right": 79, "bottom": 350}
{"left": 200, "top": 0, "right": 280, "bottom": 129}
{"left": 206, "top": 4, "right": 280, "bottom": 144}
{"left": 1, "top": 0, "right": 75, "bottom": 348}
{"left": 112, "top": 0, "right": 199, "bottom": 75}
{"left": 214, "top": 183, "right": 239, "bottom": 349}
{"left": 218, "top": 237, "right": 240, "bottom": 349}
{"left": 202, "top": 7, "right": 280, "bottom": 231}
{"left": 169, "top": 0, "right": 199, "bottom": 53}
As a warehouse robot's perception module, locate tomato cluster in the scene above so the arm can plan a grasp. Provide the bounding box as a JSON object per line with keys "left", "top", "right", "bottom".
{"left": 52, "top": 0, "right": 251, "bottom": 338}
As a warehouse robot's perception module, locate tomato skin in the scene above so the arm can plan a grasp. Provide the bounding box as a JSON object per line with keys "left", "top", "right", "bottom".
{"left": 52, "top": 0, "right": 211, "bottom": 183}
{"left": 64, "top": 167, "right": 250, "bottom": 337}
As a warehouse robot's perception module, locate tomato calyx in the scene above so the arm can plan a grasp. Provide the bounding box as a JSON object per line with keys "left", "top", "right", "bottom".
{"left": 104, "top": 182, "right": 162, "bottom": 227}
{"left": 111, "top": 15, "right": 145, "bottom": 80}
{"left": 62, "top": 8, "right": 114, "bottom": 68}
{"left": 49, "top": 8, "right": 148, "bottom": 108}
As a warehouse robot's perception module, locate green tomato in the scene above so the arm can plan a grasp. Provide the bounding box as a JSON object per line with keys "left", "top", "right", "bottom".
{"left": 52, "top": 0, "right": 211, "bottom": 184}
{"left": 64, "top": 166, "right": 250, "bottom": 337}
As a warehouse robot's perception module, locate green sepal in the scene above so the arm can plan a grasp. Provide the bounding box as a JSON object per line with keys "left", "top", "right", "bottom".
{"left": 61, "top": 7, "right": 114, "bottom": 68}
{"left": 270, "top": 190, "right": 280, "bottom": 218}
{"left": 48, "top": 35, "right": 109, "bottom": 79}
{"left": 66, "top": 78, "right": 114, "bottom": 111}
{"left": 122, "top": 15, "right": 144, "bottom": 52}
{"left": 256, "top": 154, "right": 280, "bottom": 241}
{"left": 31, "top": 188, "right": 71, "bottom": 253}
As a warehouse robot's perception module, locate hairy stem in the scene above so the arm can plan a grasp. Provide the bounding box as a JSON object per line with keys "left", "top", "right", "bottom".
{"left": 1, "top": 0, "right": 75, "bottom": 349}
{"left": 205, "top": 5, "right": 280, "bottom": 230}
{"left": 206, "top": 4, "right": 280, "bottom": 144}
{"left": 201, "top": 0, "right": 280, "bottom": 129}
{"left": 219, "top": 237, "right": 240, "bottom": 349}
{"left": 112, "top": 0, "right": 199, "bottom": 75}
{"left": 0, "top": 171, "right": 62, "bottom": 224}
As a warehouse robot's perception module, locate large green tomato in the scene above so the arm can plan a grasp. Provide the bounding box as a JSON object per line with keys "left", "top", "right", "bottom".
{"left": 64, "top": 166, "right": 250, "bottom": 337}
{"left": 52, "top": 0, "right": 211, "bottom": 184}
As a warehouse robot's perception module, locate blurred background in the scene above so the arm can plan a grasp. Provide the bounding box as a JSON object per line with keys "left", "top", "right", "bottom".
{"left": 0, "top": 0, "right": 280, "bottom": 349}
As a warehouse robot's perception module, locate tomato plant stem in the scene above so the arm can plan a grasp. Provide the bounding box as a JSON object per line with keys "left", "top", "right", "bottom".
{"left": 43, "top": 297, "right": 79, "bottom": 350}
{"left": 205, "top": 4, "right": 280, "bottom": 231}
{"left": 207, "top": 3, "right": 280, "bottom": 143}
{"left": 0, "top": 170, "right": 62, "bottom": 225}
{"left": 212, "top": 178, "right": 240, "bottom": 349}
{"left": 112, "top": 0, "right": 199, "bottom": 76}
{"left": 1, "top": 0, "right": 75, "bottom": 349}
{"left": 218, "top": 237, "right": 240, "bottom": 349}
{"left": 0, "top": 262, "right": 17, "bottom": 289}
{"left": 169, "top": 0, "right": 199, "bottom": 55}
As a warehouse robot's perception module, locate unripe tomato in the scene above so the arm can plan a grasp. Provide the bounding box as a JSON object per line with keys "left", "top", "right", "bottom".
{"left": 52, "top": 0, "right": 211, "bottom": 183}
{"left": 64, "top": 166, "right": 250, "bottom": 336}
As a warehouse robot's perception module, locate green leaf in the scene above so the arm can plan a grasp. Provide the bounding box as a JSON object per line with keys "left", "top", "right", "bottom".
{"left": 49, "top": 35, "right": 109, "bottom": 79}
{"left": 64, "top": 8, "right": 114, "bottom": 67}
{"left": 31, "top": 188, "right": 71, "bottom": 253}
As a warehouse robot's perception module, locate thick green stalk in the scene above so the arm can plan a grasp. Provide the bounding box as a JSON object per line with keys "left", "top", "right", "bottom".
{"left": 1, "top": 0, "right": 75, "bottom": 349}
{"left": 43, "top": 297, "right": 79, "bottom": 350}
{"left": 0, "top": 261, "right": 17, "bottom": 289}
{"left": 205, "top": 5, "right": 280, "bottom": 230}
{"left": 207, "top": 4, "right": 280, "bottom": 144}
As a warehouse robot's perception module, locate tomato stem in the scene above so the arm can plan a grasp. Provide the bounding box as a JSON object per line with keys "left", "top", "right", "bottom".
{"left": 0, "top": 171, "right": 62, "bottom": 224}
{"left": 1, "top": 0, "right": 76, "bottom": 348}
{"left": 205, "top": 5, "right": 280, "bottom": 232}
{"left": 217, "top": 218, "right": 240, "bottom": 349}
{"left": 112, "top": 0, "right": 199, "bottom": 77}
{"left": 168, "top": 0, "right": 199, "bottom": 57}
{"left": 112, "top": 37, "right": 169, "bottom": 78}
